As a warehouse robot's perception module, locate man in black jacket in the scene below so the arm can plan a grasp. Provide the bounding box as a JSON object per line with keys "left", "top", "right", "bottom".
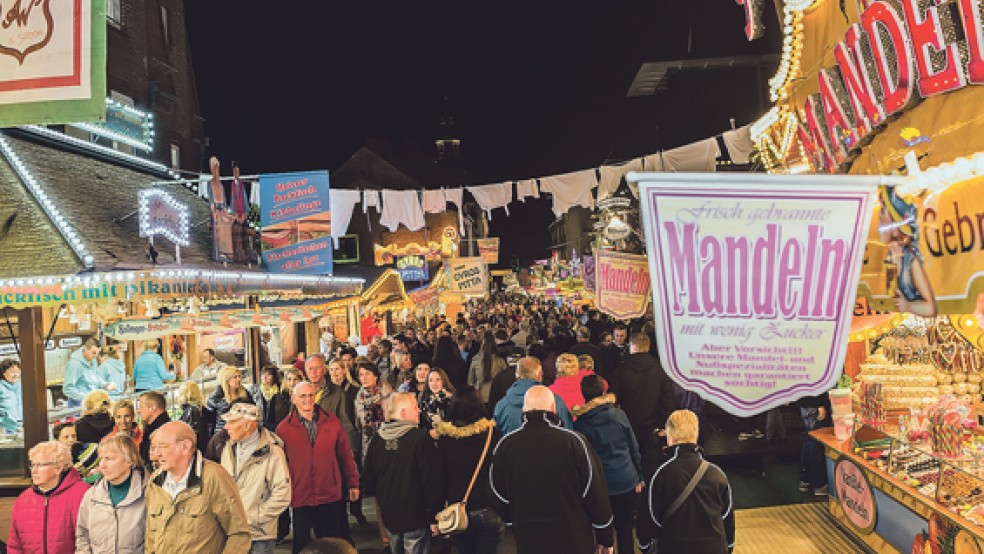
{"left": 637, "top": 409, "right": 734, "bottom": 554}
{"left": 602, "top": 323, "right": 630, "bottom": 376}
{"left": 611, "top": 333, "right": 677, "bottom": 471}
{"left": 489, "top": 386, "right": 614, "bottom": 554}
{"left": 568, "top": 327, "right": 605, "bottom": 378}
{"left": 362, "top": 392, "right": 439, "bottom": 554}
{"left": 138, "top": 390, "right": 171, "bottom": 466}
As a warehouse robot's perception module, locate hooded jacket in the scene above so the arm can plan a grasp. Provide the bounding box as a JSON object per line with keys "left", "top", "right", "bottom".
{"left": 493, "top": 378, "right": 573, "bottom": 434}
{"left": 611, "top": 352, "right": 677, "bottom": 447}
{"left": 132, "top": 351, "right": 174, "bottom": 391}
{"left": 434, "top": 418, "right": 502, "bottom": 511}
{"left": 549, "top": 369, "right": 606, "bottom": 414}
{"left": 362, "top": 419, "right": 439, "bottom": 534}
{"left": 145, "top": 452, "right": 251, "bottom": 554}
{"left": 276, "top": 406, "right": 359, "bottom": 508}
{"left": 489, "top": 410, "right": 613, "bottom": 554}
{"left": 75, "top": 411, "right": 114, "bottom": 444}
{"left": 75, "top": 468, "right": 147, "bottom": 553}
{"left": 63, "top": 350, "right": 106, "bottom": 402}
{"left": 8, "top": 468, "right": 90, "bottom": 554}
{"left": 220, "top": 427, "right": 292, "bottom": 540}
{"left": 573, "top": 394, "right": 643, "bottom": 495}
{"left": 0, "top": 377, "right": 23, "bottom": 432}
{"left": 637, "top": 443, "right": 735, "bottom": 554}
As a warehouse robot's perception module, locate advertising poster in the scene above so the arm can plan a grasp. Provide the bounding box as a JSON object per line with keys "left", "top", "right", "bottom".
{"left": 582, "top": 255, "right": 596, "bottom": 291}
{"left": 857, "top": 179, "right": 984, "bottom": 316}
{"left": 396, "top": 254, "right": 429, "bottom": 282}
{"left": 0, "top": 0, "right": 106, "bottom": 126}
{"left": 446, "top": 257, "right": 488, "bottom": 296}
{"left": 259, "top": 171, "right": 332, "bottom": 274}
{"left": 477, "top": 238, "right": 500, "bottom": 264}
{"left": 637, "top": 172, "right": 877, "bottom": 417}
{"left": 595, "top": 251, "right": 650, "bottom": 320}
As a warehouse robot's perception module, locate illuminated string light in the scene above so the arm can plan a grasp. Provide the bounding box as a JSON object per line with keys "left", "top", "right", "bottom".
{"left": 19, "top": 125, "right": 179, "bottom": 179}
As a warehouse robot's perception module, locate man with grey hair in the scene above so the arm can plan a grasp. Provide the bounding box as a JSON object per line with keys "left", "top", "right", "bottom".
{"left": 220, "top": 402, "right": 292, "bottom": 554}
{"left": 305, "top": 353, "right": 355, "bottom": 442}
{"left": 363, "top": 392, "right": 438, "bottom": 554}
{"left": 493, "top": 356, "right": 573, "bottom": 434}
{"left": 490, "top": 385, "right": 614, "bottom": 554}
{"left": 145, "top": 421, "right": 250, "bottom": 553}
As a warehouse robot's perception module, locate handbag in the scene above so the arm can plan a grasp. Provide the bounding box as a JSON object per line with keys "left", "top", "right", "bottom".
{"left": 436, "top": 426, "right": 494, "bottom": 536}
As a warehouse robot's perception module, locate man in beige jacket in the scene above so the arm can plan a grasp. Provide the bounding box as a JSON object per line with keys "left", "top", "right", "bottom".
{"left": 220, "top": 401, "right": 292, "bottom": 554}
{"left": 145, "top": 421, "right": 250, "bottom": 553}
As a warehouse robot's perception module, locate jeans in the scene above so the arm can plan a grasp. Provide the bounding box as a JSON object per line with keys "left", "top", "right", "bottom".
{"left": 451, "top": 507, "right": 506, "bottom": 554}
{"left": 249, "top": 539, "right": 275, "bottom": 554}
{"left": 610, "top": 489, "right": 639, "bottom": 554}
{"left": 292, "top": 501, "right": 342, "bottom": 554}
{"left": 800, "top": 407, "right": 831, "bottom": 488}
{"left": 386, "top": 527, "right": 431, "bottom": 554}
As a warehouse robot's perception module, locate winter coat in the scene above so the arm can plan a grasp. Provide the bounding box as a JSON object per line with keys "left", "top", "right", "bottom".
{"left": 468, "top": 353, "right": 506, "bottom": 401}
{"left": 206, "top": 386, "right": 253, "bottom": 436}
{"left": 63, "top": 350, "right": 106, "bottom": 403}
{"left": 637, "top": 444, "right": 735, "bottom": 554}
{"left": 354, "top": 384, "right": 392, "bottom": 462}
{"left": 489, "top": 410, "right": 613, "bottom": 554}
{"left": 0, "top": 377, "right": 23, "bottom": 432}
{"left": 493, "top": 378, "right": 573, "bottom": 435}
{"left": 611, "top": 352, "right": 677, "bottom": 449}
{"left": 98, "top": 358, "right": 126, "bottom": 395}
{"left": 549, "top": 369, "right": 606, "bottom": 414}
{"left": 180, "top": 403, "right": 210, "bottom": 453}
{"left": 362, "top": 420, "right": 440, "bottom": 534}
{"left": 434, "top": 418, "right": 502, "bottom": 511}
{"left": 313, "top": 380, "right": 357, "bottom": 451}
{"left": 220, "top": 428, "right": 292, "bottom": 540}
{"left": 487, "top": 366, "right": 516, "bottom": 416}
{"left": 8, "top": 468, "right": 90, "bottom": 554}
{"left": 75, "top": 412, "right": 114, "bottom": 444}
{"left": 131, "top": 350, "right": 174, "bottom": 391}
{"left": 572, "top": 394, "right": 643, "bottom": 495}
{"left": 139, "top": 412, "right": 170, "bottom": 467}
{"left": 145, "top": 452, "right": 251, "bottom": 554}
{"left": 418, "top": 388, "right": 453, "bottom": 430}
{"left": 75, "top": 468, "right": 147, "bottom": 553}
{"left": 276, "top": 406, "right": 359, "bottom": 508}
{"left": 250, "top": 384, "right": 292, "bottom": 433}
{"left": 101, "top": 425, "right": 143, "bottom": 450}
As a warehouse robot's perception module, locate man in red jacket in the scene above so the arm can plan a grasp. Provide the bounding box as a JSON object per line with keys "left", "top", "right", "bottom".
{"left": 277, "top": 381, "right": 360, "bottom": 554}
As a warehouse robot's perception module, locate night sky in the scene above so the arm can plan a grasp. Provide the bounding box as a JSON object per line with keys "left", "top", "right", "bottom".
{"left": 185, "top": 1, "right": 781, "bottom": 262}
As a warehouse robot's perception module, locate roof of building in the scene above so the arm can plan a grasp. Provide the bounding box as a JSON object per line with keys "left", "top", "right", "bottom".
{"left": 0, "top": 134, "right": 216, "bottom": 276}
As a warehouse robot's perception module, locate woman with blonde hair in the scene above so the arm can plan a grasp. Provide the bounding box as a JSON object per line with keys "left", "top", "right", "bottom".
{"left": 177, "top": 380, "right": 209, "bottom": 452}
{"left": 75, "top": 390, "right": 114, "bottom": 444}
{"left": 132, "top": 339, "right": 174, "bottom": 392}
{"left": 9, "top": 440, "right": 90, "bottom": 553}
{"left": 101, "top": 399, "right": 143, "bottom": 448}
{"left": 206, "top": 366, "right": 252, "bottom": 436}
{"left": 76, "top": 435, "right": 147, "bottom": 553}
{"left": 549, "top": 352, "right": 606, "bottom": 415}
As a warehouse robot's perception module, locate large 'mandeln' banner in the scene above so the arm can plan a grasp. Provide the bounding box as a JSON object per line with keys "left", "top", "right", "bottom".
{"left": 259, "top": 171, "right": 332, "bottom": 274}
{"left": 636, "top": 173, "right": 877, "bottom": 416}
{"left": 595, "top": 251, "right": 650, "bottom": 320}
{"left": 0, "top": 0, "right": 106, "bottom": 126}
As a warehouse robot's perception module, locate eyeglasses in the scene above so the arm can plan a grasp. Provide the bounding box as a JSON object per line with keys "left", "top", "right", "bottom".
{"left": 150, "top": 442, "right": 174, "bottom": 452}
{"left": 30, "top": 461, "right": 59, "bottom": 470}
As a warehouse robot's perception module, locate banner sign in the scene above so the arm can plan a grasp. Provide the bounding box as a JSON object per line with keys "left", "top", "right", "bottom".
{"left": 259, "top": 171, "right": 332, "bottom": 274}
{"left": 857, "top": 179, "right": 984, "bottom": 316}
{"left": 396, "top": 255, "right": 429, "bottom": 282}
{"left": 139, "top": 189, "right": 190, "bottom": 246}
{"left": 595, "top": 251, "right": 651, "bottom": 320}
{"left": 105, "top": 318, "right": 182, "bottom": 340}
{"left": 0, "top": 0, "right": 107, "bottom": 127}
{"left": 477, "top": 238, "right": 500, "bottom": 264}
{"left": 583, "top": 255, "right": 596, "bottom": 292}
{"left": 446, "top": 257, "right": 488, "bottom": 296}
{"left": 637, "top": 173, "right": 877, "bottom": 417}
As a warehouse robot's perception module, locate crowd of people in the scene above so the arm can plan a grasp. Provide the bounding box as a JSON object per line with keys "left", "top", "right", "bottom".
{"left": 4, "top": 295, "right": 740, "bottom": 554}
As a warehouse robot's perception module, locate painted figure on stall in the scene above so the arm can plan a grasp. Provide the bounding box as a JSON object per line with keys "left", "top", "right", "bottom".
{"left": 879, "top": 186, "right": 936, "bottom": 317}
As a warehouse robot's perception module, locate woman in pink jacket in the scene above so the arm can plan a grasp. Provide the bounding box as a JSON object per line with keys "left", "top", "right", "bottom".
{"left": 8, "top": 440, "right": 90, "bottom": 554}
{"left": 549, "top": 353, "right": 607, "bottom": 417}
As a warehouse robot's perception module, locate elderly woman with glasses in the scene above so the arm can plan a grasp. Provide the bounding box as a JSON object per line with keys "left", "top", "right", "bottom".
{"left": 9, "top": 440, "right": 90, "bottom": 554}
{"left": 76, "top": 435, "right": 147, "bottom": 553}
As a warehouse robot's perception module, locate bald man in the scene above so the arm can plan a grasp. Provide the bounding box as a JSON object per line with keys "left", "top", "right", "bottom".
{"left": 490, "top": 385, "right": 614, "bottom": 554}
{"left": 145, "top": 421, "right": 250, "bottom": 553}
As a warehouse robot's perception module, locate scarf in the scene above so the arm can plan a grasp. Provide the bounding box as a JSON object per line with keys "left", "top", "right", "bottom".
{"left": 377, "top": 419, "right": 418, "bottom": 441}
{"left": 260, "top": 383, "right": 279, "bottom": 401}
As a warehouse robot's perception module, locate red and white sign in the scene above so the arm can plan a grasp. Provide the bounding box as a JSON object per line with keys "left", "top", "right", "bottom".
{"left": 595, "top": 251, "right": 651, "bottom": 320}
{"left": 139, "top": 189, "right": 190, "bottom": 246}
{"left": 800, "top": 0, "right": 984, "bottom": 172}
{"left": 834, "top": 458, "right": 877, "bottom": 534}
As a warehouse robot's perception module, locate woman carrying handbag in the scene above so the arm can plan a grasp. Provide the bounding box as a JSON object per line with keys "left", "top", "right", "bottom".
{"left": 433, "top": 386, "right": 504, "bottom": 554}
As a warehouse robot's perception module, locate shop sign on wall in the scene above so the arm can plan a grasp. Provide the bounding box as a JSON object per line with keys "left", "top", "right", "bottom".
{"left": 396, "top": 255, "right": 429, "bottom": 282}
{"left": 834, "top": 458, "right": 877, "bottom": 534}
{"left": 259, "top": 171, "right": 332, "bottom": 274}
{"left": 0, "top": 0, "right": 107, "bottom": 127}
{"left": 477, "top": 238, "right": 500, "bottom": 264}
{"left": 446, "top": 257, "right": 488, "bottom": 296}
{"left": 139, "top": 189, "right": 190, "bottom": 246}
{"left": 595, "top": 251, "right": 650, "bottom": 320}
{"left": 637, "top": 173, "right": 877, "bottom": 417}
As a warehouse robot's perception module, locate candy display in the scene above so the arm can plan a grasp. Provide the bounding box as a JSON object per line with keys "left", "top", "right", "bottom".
{"left": 860, "top": 381, "right": 885, "bottom": 425}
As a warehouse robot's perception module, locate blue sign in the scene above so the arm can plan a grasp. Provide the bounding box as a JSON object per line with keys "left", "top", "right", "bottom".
{"left": 397, "top": 255, "right": 429, "bottom": 282}
{"left": 259, "top": 171, "right": 332, "bottom": 274}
